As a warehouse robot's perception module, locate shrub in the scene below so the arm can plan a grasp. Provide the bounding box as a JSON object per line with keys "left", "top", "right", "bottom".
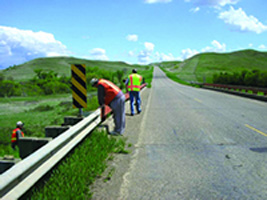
{"left": 213, "top": 70, "right": 267, "bottom": 87}
{"left": 0, "top": 80, "right": 21, "bottom": 97}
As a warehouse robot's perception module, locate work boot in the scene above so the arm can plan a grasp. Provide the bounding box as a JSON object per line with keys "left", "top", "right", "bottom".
{"left": 109, "top": 131, "right": 120, "bottom": 136}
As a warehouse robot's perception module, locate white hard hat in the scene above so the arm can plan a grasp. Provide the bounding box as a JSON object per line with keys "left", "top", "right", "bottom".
{"left": 16, "top": 121, "right": 24, "bottom": 126}
{"left": 90, "top": 78, "right": 99, "bottom": 86}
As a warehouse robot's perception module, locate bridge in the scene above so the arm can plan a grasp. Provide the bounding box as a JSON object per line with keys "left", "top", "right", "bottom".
{"left": 1, "top": 67, "right": 267, "bottom": 199}
{"left": 92, "top": 67, "right": 267, "bottom": 199}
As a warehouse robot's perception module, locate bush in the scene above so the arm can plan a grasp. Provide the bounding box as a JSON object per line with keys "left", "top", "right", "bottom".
{"left": 0, "top": 80, "right": 21, "bottom": 97}
{"left": 213, "top": 70, "right": 267, "bottom": 87}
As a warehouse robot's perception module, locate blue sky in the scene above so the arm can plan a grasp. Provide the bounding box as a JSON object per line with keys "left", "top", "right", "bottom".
{"left": 0, "top": 0, "right": 267, "bottom": 69}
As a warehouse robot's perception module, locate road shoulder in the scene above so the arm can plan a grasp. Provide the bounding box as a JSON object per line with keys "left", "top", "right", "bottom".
{"left": 90, "top": 88, "right": 151, "bottom": 200}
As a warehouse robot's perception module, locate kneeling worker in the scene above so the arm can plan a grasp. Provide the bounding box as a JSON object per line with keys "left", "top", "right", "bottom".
{"left": 91, "top": 78, "right": 125, "bottom": 136}
{"left": 11, "top": 121, "right": 25, "bottom": 149}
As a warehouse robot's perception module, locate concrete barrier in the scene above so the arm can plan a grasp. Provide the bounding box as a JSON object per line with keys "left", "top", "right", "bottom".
{"left": 63, "top": 116, "right": 83, "bottom": 126}
{"left": 45, "top": 126, "right": 70, "bottom": 138}
{"left": 0, "top": 156, "right": 21, "bottom": 174}
{"left": 19, "top": 137, "right": 52, "bottom": 159}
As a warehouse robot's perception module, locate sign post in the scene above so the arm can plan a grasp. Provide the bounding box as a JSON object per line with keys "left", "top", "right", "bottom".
{"left": 71, "top": 64, "right": 87, "bottom": 116}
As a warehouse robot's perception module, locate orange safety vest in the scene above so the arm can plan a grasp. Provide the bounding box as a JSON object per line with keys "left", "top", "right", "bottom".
{"left": 127, "top": 74, "right": 142, "bottom": 92}
{"left": 11, "top": 128, "right": 24, "bottom": 143}
{"left": 97, "top": 79, "right": 121, "bottom": 105}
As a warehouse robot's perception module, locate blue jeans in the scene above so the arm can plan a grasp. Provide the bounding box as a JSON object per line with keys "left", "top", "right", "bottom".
{"left": 129, "top": 91, "right": 141, "bottom": 114}
{"left": 110, "top": 95, "right": 125, "bottom": 134}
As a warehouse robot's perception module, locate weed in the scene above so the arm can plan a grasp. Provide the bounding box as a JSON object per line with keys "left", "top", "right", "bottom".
{"left": 104, "top": 167, "right": 115, "bottom": 182}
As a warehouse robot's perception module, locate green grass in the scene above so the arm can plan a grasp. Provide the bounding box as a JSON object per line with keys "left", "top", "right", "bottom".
{"left": 160, "top": 49, "right": 267, "bottom": 84}
{"left": 28, "top": 130, "right": 129, "bottom": 200}
{"left": 160, "top": 67, "right": 201, "bottom": 88}
{"left": 0, "top": 64, "right": 152, "bottom": 158}
{"left": 0, "top": 93, "right": 100, "bottom": 157}
{"left": 1, "top": 57, "right": 150, "bottom": 82}
{"left": 139, "top": 66, "right": 154, "bottom": 88}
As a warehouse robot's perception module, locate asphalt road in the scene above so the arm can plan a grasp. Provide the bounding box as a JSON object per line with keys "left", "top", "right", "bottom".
{"left": 120, "top": 67, "right": 267, "bottom": 200}
{"left": 92, "top": 66, "right": 267, "bottom": 200}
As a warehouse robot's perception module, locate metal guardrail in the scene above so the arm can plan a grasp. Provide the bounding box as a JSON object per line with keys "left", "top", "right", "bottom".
{"left": 0, "top": 109, "right": 101, "bottom": 199}
{"left": 202, "top": 83, "right": 267, "bottom": 102}
{"left": 0, "top": 83, "right": 147, "bottom": 200}
{"left": 203, "top": 83, "right": 267, "bottom": 95}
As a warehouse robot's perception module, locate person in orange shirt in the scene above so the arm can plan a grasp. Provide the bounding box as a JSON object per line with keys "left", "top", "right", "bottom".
{"left": 11, "top": 121, "right": 25, "bottom": 149}
{"left": 91, "top": 78, "right": 125, "bottom": 136}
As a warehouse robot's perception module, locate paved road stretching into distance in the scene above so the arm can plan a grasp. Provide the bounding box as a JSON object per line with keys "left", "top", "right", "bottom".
{"left": 117, "top": 67, "right": 267, "bottom": 200}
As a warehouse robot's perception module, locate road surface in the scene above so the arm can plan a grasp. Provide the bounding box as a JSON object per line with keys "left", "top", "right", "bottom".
{"left": 92, "top": 66, "right": 267, "bottom": 200}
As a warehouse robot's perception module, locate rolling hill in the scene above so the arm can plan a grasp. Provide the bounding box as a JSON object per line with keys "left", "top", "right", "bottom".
{"left": 1, "top": 49, "right": 267, "bottom": 83}
{"left": 160, "top": 49, "right": 267, "bottom": 83}
{"left": 1, "top": 57, "right": 145, "bottom": 81}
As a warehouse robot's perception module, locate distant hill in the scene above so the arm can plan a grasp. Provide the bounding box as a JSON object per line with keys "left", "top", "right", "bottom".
{"left": 160, "top": 49, "right": 267, "bottom": 83}
{"left": 2, "top": 49, "right": 267, "bottom": 83}
{"left": 1, "top": 57, "right": 144, "bottom": 81}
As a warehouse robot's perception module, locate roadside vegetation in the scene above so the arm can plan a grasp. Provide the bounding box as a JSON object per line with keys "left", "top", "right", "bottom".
{"left": 28, "top": 130, "right": 128, "bottom": 200}
{"left": 0, "top": 57, "right": 153, "bottom": 199}
{"left": 213, "top": 70, "right": 267, "bottom": 87}
{"left": 0, "top": 57, "right": 153, "bottom": 158}
{"left": 159, "top": 49, "right": 267, "bottom": 86}
{"left": 160, "top": 67, "right": 201, "bottom": 88}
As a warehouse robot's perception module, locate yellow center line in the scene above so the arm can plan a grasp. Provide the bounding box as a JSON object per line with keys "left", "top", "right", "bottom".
{"left": 194, "top": 98, "right": 202, "bottom": 103}
{"left": 245, "top": 124, "right": 267, "bottom": 137}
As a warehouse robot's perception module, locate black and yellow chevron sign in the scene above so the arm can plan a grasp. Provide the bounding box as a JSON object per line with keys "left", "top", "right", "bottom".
{"left": 71, "top": 64, "right": 87, "bottom": 108}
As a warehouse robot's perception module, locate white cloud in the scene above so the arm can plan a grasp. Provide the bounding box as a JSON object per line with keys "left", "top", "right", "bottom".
{"left": 179, "top": 40, "right": 226, "bottom": 60}
{"left": 137, "top": 42, "right": 155, "bottom": 63}
{"left": 0, "top": 26, "right": 68, "bottom": 69}
{"left": 155, "top": 52, "right": 177, "bottom": 61}
{"left": 186, "top": 0, "right": 240, "bottom": 7}
{"left": 126, "top": 34, "right": 138, "bottom": 42}
{"left": 190, "top": 7, "right": 200, "bottom": 13}
{"left": 202, "top": 40, "right": 226, "bottom": 52}
{"left": 144, "top": 42, "right": 155, "bottom": 52}
{"left": 128, "top": 51, "right": 135, "bottom": 57}
{"left": 138, "top": 50, "right": 151, "bottom": 64}
{"left": 258, "top": 44, "right": 266, "bottom": 49}
{"left": 180, "top": 48, "right": 199, "bottom": 60}
{"left": 218, "top": 6, "right": 267, "bottom": 34}
{"left": 89, "top": 48, "right": 108, "bottom": 60}
{"left": 144, "top": 0, "right": 172, "bottom": 4}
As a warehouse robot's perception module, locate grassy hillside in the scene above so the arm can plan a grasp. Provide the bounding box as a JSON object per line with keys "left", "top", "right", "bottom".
{"left": 160, "top": 49, "right": 267, "bottom": 83}
{"left": 1, "top": 57, "right": 145, "bottom": 81}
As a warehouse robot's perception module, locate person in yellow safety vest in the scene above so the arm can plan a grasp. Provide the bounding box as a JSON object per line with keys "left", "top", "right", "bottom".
{"left": 11, "top": 121, "right": 25, "bottom": 149}
{"left": 126, "top": 69, "right": 143, "bottom": 116}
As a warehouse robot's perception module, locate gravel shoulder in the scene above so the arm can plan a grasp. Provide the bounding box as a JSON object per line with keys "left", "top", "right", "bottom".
{"left": 90, "top": 88, "right": 151, "bottom": 200}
